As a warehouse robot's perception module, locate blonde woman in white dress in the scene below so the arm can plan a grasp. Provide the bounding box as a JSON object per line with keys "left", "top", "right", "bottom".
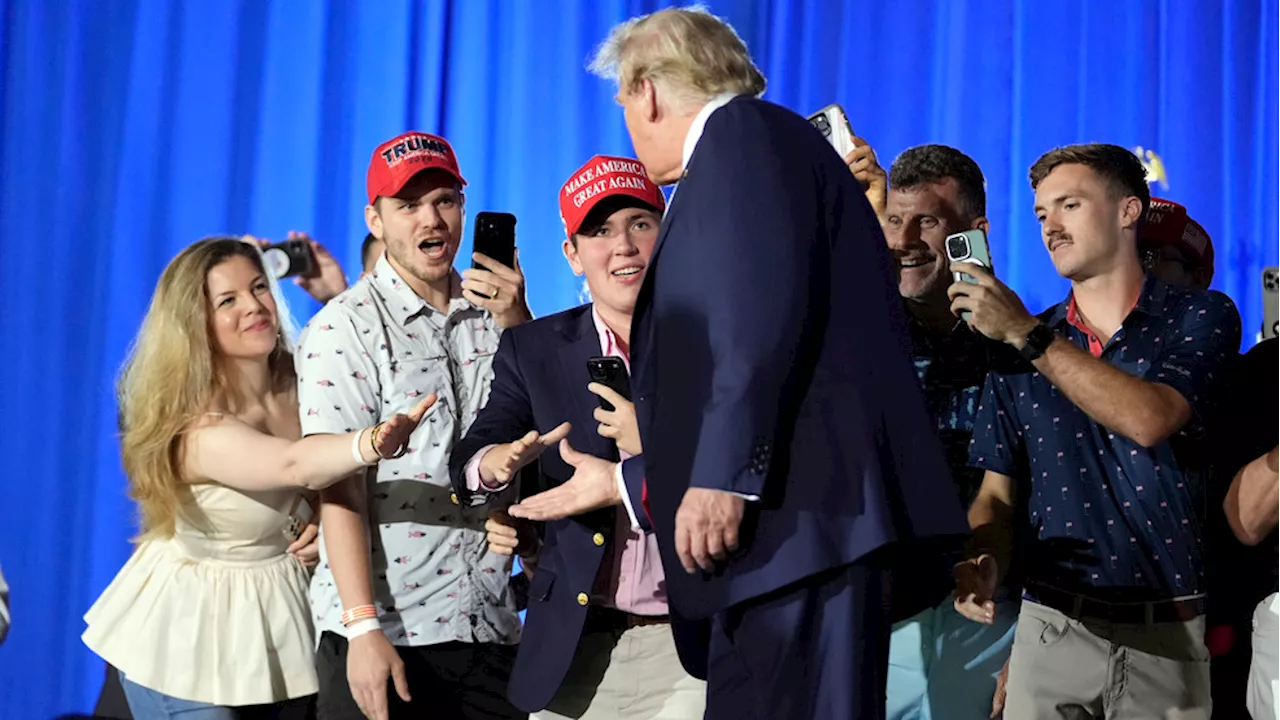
{"left": 84, "top": 237, "right": 436, "bottom": 720}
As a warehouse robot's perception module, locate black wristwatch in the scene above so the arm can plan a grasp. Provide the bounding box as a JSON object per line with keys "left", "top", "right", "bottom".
{"left": 1019, "top": 323, "right": 1056, "bottom": 362}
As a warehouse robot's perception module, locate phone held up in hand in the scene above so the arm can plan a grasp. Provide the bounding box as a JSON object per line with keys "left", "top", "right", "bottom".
{"left": 472, "top": 212, "right": 517, "bottom": 270}
{"left": 807, "top": 104, "right": 857, "bottom": 157}
{"left": 587, "top": 356, "right": 631, "bottom": 412}
{"left": 945, "top": 229, "right": 994, "bottom": 323}
{"left": 262, "top": 239, "right": 316, "bottom": 280}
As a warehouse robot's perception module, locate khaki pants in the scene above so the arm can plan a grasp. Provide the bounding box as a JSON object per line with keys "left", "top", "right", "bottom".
{"left": 1248, "top": 593, "right": 1279, "bottom": 720}
{"left": 532, "top": 624, "right": 706, "bottom": 720}
{"left": 1005, "top": 599, "right": 1211, "bottom": 719}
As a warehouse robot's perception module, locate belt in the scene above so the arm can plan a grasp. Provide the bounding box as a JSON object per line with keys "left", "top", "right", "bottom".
{"left": 1024, "top": 583, "right": 1205, "bottom": 625}
{"left": 585, "top": 606, "right": 670, "bottom": 633}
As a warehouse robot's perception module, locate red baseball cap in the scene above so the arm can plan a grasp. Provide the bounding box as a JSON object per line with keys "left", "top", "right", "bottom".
{"left": 1139, "top": 197, "right": 1214, "bottom": 271}
{"left": 559, "top": 155, "right": 665, "bottom": 237}
{"left": 366, "top": 131, "right": 467, "bottom": 205}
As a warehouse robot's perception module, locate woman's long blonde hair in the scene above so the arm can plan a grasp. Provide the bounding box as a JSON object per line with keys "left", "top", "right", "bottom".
{"left": 118, "top": 237, "right": 296, "bottom": 540}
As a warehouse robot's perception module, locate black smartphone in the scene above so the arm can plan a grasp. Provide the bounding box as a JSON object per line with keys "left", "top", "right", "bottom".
{"left": 587, "top": 356, "right": 631, "bottom": 412}
{"left": 262, "top": 239, "right": 315, "bottom": 279}
{"left": 472, "top": 211, "right": 517, "bottom": 271}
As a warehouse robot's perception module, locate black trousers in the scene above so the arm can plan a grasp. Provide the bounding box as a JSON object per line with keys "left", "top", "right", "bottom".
{"left": 315, "top": 632, "right": 525, "bottom": 720}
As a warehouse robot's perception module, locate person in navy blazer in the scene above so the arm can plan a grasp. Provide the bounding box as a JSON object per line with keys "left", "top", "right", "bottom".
{"left": 449, "top": 157, "right": 708, "bottom": 719}
{"left": 509, "top": 8, "right": 970, "bottom": 720}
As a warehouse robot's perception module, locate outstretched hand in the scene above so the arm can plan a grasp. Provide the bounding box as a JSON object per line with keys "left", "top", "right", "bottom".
{"left": 507, "top": 439, "right": 621, "bottom": 521}
{"left": 370, "top": 393, "right": 437, "bottom": 460}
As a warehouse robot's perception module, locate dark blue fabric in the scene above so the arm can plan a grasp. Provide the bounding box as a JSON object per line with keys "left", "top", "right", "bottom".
{"left": 0, "top": 1, "right": 1275, "bottom": 716}
{"left": 622, "top": 96, "right": 969, "bottom": 622}
{"left": 704, "top": 559, "right": 891, "bottom": 720}
{"left": 907, "top": 316, "right": 1001, "bottom": 508}
{"left": 447, "top": 305, "right": 706, "bottom": 710}
{"left": 969, "top": 276, "right": 1242, "bottom": 597}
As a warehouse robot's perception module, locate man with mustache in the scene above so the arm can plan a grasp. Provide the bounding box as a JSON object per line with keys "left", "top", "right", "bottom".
{"left": 450, "top": 156, "right": 707, "bottom": 720}
{"left": 952, "top": 143, "right": 1240, "bottom": 717}
{"left": 297, "top": 131, "right": 533, "bottom": 720}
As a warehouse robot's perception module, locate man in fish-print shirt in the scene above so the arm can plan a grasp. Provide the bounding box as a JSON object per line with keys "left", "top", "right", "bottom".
{"left": 297, "top": 131, "right": 533, "bottom": 720}
{"left": 953, "top": 143, "right": 1240, "bottom": 717}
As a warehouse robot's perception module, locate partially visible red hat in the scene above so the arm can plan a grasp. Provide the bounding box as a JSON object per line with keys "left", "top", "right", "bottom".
{"left": 366, "top": 131, "right": 466, "bottom": 205}
{"left": 559, "top": 155, "right": 665, "bottom": 237}
{"left": 1139, "top": 198, "right": 1214, "bottom": 271}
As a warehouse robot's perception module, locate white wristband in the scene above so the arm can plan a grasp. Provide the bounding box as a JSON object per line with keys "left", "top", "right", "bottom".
{"left": 352, "top": 429, "right": 372, "bottom": 466}
{"left": 345, "top": 617, "right": 382, "bottom": 640}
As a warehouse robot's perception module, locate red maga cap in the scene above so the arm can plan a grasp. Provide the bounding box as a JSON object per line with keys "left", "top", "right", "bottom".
{"left": 366, "top": 131, "right": 466, "bottom": 205}
{"left": 559, "top": 155, "right": 665, "bottom": 237}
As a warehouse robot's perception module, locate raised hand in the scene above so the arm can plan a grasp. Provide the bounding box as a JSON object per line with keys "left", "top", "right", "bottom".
{"left": 588, "top": 383, "right": 641, "bottom": 456}
{"left": 953, "top": 553, "right": 999, "bottom": 624}
{"left": 288, "top": 231, "right": 349, "bottom": 304}
{"left": 368, "top": 393, "right": 438, "bottom": 461}
{"left": 461, "top": 249, "right": 533, "bottom": 329}
{"left": 507, "top": 439, "right": 621, "bottom": 521}
{"left": 480, "top": 422, "right": 572, "bottom": 488}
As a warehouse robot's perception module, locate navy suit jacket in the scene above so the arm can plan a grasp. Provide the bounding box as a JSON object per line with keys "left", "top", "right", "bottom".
{"left": 449, "top": 305, "right": 705, "bottom": 713}
{"left": 620, "top": 96, "right": 971, "bottom": 621}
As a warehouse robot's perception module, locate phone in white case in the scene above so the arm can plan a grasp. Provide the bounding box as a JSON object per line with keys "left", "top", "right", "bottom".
{"left": 946, "top": 229, "right": 994, "bottom": 323}
{"left": 1263, "top": 266, "right": 1278, "bottom": 340}
{"left": 807, "top": 104, "right": 857, "bottom": 158}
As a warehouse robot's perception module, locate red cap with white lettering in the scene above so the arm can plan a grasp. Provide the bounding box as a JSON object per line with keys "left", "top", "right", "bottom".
{"left": 1139, "top": 197, "right": 1214, "bottom": 272}
{"left": 559, "top": 155, "right": 665, "bottom": 237}
{"left": 366, "top": 131, "right": 467, "bottom": 205}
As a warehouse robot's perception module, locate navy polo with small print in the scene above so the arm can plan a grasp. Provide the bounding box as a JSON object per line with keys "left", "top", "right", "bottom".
{"left": 969, "top": 275, "right": 1241, "bottom": 599}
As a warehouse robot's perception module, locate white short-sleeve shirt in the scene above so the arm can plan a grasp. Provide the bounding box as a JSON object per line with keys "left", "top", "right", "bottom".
{"left": 296, "top": 254, "right": 520, "bottom": 647}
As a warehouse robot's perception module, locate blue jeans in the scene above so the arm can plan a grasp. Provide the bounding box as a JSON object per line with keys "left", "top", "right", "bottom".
{"left": 120, "top": 674, "right": 236, "bottom": 720}
{"left": 886, "top": 595, "right": 1018, "bottom": 720}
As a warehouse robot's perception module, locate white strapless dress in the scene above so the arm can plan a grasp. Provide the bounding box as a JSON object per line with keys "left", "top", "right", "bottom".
{"left": 83, "top": 483, "right": 317, "bottom": 705}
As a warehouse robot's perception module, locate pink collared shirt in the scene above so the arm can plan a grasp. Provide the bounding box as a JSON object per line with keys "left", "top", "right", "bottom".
{"left": 465, "top": 307, "right": 668, "bottom": 616}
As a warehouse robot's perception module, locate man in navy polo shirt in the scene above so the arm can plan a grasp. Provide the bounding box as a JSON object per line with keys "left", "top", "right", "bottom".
{"left": 947, "top": 143, "right": 1240, "bottom": 717}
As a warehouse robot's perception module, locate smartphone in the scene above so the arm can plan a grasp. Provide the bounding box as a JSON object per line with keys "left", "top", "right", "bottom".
{"left": 472, "top": 211, "right": 517, "bottom": 272}
{"left": 946, "top": 229, "right": 994, "bottom": 322}
{"left": 262, "top": 239, "right": 315, "bottom": 280}
{"left": 1263, "top": 266, "right": 1278, "bottom": 341}
{"left": 587, "top": 356, "right": 631, "bottom": 412}
{"left": 807, "top": 104, "right": 857, "bottom": 158}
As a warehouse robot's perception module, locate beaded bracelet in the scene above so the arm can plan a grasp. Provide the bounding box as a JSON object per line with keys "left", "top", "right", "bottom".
{"left": 340, "top": 604, "right": 378, "bottom": 626}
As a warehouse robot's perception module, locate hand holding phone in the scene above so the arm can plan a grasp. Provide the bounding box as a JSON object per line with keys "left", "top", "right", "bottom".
{"left": 587, "top": 357, "right": 630, "bottom": 411}
{"left": 587, "top": 356, "right": 640, "bottom": 455}
{"left": 808, "top": 104, "right": 857, "bottom": 158}
{"left": 471, "top": 212, "right": 517, "bottom": 276}
{"left": 946, "top": 229, "right": 994, "bottom": 322}
{"left": 262, "top": 239, "right": 316, "bottom": 279}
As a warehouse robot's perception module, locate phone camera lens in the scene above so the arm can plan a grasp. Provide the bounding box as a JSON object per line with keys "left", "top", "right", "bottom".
{"left": 947, "top": 236, "right": 970, "bottom": 260}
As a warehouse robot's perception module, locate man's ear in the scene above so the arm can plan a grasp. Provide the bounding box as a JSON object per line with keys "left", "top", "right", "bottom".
{"left": 971, "top": 216, "right": 991, "bottom": 235}
{"left": 1120, "top": 196, "right": 1144, "bottom": 230}
{"left": 641, "top": 79, "right": 660, "bottom": 122}
{"left": 364, "top": 203, "right": 383, "bottom": 238}
{"left": 563, "top": 238, "right": 584, "bottom": 276}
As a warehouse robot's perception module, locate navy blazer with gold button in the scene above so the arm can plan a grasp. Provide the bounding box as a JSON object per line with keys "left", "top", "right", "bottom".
{"left": 450, "top": 304, "right": 705, "bottom": 712}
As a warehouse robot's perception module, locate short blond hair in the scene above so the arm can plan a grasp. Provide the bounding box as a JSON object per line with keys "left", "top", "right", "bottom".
{"left": 590, "top": 5, "right": 766, "bottom": 112}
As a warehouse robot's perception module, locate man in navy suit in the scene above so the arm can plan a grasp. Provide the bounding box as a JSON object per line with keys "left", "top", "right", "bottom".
{"left": 449, "top": 156, "right": 707, "bottom": 719}
{"left": 509, "top": 8, "right": 969, "bottom": 719}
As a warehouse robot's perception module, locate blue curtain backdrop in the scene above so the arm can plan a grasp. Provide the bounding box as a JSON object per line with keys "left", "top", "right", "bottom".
{"left": 0, "top": 0, "right": 1274, "bottom": 715}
